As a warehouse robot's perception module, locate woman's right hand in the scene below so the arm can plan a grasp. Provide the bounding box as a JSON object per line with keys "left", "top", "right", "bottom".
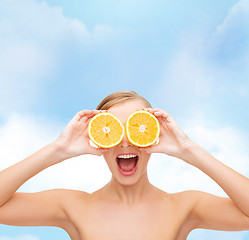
{"left": 54, "top": 110, "right": 110, "bottom": 161}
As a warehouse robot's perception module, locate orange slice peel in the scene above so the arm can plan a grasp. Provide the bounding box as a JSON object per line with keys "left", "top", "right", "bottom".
{"left": 88, "top": 112, "right": 125, "bottom": 148}
{"left": 125, "top": 110, "right": 160, "bottom": 147}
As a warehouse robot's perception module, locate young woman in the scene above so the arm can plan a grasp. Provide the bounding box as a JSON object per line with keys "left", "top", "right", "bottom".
{"left": 0, "top": 90, "right": 249, "bottom": 240}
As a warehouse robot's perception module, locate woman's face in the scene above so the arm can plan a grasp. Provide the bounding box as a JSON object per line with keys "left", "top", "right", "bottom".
{"left": 103, "top": 100, "right": 152, "bottom": 185}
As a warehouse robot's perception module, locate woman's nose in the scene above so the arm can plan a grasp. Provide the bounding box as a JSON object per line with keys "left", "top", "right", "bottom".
{"left": 118, "top": 134, "right": 132, "bottom": 148}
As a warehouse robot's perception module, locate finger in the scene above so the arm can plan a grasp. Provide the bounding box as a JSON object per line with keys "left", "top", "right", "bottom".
{"left": 141, "top": 108, "right": 153, "bottom": 112}
{"left": 153, "top": 111, "right": 171, "bottom": 121}
{"left": 79, "top": 109, "right": 107, "bottom": 123}
{"left": 142, "top": 108, "right": 170, "bottom": 119}
{"left": 149, "top": 108, "right": 162, "bottom": 112}
{"left": 144, "top": 109, "right": 171, "bottom": 129}
{"left": 142, "top": 108, "right": 162, "bottom": 112}
{"left": 81, "top": 110, "right": 109, "bottom": 127}
{"left": 150, "top": 108, "right": 169, "bottom": 115}
{"left": 73, "top": 110, "right": 94, "bottom": 121}
{"left": 155, "top": 112, "right": 186, "bottom": 139}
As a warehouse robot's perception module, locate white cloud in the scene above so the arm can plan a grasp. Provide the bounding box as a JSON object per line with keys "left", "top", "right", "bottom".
{"left": 154, "top": 32, "right": 216, "bottom": 119}
{"left": 148, "top": 118, "right": 249, "bottom": 197}
{"left": 0, "top": 113, "right": 111, "bottom": 193}
{"left": 156, "top": 0, "right": 249, "bottom": 114}
{"left": 213, "top": 0, "right": 249, "bottom": 70}
{"left": 0, "top": 113, "right": 61, "bottom": 169}
{"left": 216, "top": 0, "right": 249, "bottom": 36}
{"left": 0, "top": 235, "right": 39, "bottom": 240}
{"left": 0, "top": 0, "right": 127, "bottom": 114}
{"left": 0, "top": 44, "right": 54, "bottom": 112}
{"left": 0, "top": 0, "right": 90, "bottom": 43}
{"left": 162, "top": 40, "right": 213, "bottom": 97}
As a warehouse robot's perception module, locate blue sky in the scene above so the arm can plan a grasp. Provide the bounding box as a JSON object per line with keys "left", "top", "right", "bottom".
{"left": 0, "top": 0, "right": 249, "bottom": 239}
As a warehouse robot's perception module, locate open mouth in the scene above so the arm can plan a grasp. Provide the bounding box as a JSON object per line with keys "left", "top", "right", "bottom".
{"left": 116, "top": 154, "right": 139, "bottom": 176}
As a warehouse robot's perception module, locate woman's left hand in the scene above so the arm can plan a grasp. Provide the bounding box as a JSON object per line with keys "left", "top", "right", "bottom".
{"left": 137, "top": 108, "right": 193, "bottom": 159}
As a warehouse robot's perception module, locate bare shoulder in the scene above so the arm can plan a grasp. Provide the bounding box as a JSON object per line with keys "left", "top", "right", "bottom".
{"left": 148, "top": 188, "right": 200, "bottom": 239}
{"left": 56, "top": 188, "right": 90, "bottom": 207}
{"left": 45, "top": 188, "right": 90, "bottom": 222}
{"left": 52, "top": 188, "right": 90, "bottom": 236}
{"left": 170, "top": 190, "right": 201, "bottom": 206}
{"left": 57, "top": 188, "right": 90, "bottom": 198}
{"left": 151, "top": 187, "right": 199, "bottom": 216}
{"left": 151, "top": 186, "right": 198, "bottom": 203}
{"left": 167, "top": 190, "right": 202, "bottom": 239}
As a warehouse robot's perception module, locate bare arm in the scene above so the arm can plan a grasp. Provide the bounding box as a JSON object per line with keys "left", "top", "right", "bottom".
{"left": 0, "top": 143, "right": 62, "bottom": 207}
{"left": 182, "top": 143, "right": 249, "bottom": 230}
{"left": 140, "top": 108, "right": 249, "bottom": 231}
{"left": 0, "top": 109, "right": 109, "bottom": 227}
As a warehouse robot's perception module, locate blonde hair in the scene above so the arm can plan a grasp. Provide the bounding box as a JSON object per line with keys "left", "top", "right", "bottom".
{"left": 96, "top": 90, "right": 152, "bottom": 110}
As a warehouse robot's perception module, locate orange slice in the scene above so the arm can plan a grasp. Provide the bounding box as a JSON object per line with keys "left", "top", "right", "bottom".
{"left": 88, "top": 112, "right": 125, "bottom": 148}
{"left": 125, "top": 110, "right": 160, "bottom": 147}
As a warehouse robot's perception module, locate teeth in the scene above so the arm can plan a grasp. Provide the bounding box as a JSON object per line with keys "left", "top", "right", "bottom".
{"left": 117, "top": 154, "right": 137, "bottom": 159}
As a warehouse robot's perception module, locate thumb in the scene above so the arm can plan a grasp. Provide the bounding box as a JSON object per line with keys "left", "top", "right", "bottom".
{"left": 91, "top": 147, "right": 110, "bottom": 156}
{"left": 137, "top": 145, "right": 155, "bottom": 154}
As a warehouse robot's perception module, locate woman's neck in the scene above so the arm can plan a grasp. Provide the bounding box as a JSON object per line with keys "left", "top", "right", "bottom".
{"left": 105, "top": 171, "right": 154, "bottom": 205}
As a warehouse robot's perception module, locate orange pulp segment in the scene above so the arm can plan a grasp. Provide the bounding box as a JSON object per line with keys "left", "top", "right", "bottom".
{"left": 88, "top": 112, "right": 125, "bottom": 148}
{"left": 125, "top": 110, "right": 160, "bottom": 147}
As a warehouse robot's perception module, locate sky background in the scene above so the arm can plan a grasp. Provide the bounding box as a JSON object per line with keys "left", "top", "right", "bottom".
{"left": 0, "top": 0, "right": 249, "bottom": 239}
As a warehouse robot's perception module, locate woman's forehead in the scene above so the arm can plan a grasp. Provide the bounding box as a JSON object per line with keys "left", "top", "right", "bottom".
{"left": 108, "top": 100, "right": 147, "bottom": 120}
